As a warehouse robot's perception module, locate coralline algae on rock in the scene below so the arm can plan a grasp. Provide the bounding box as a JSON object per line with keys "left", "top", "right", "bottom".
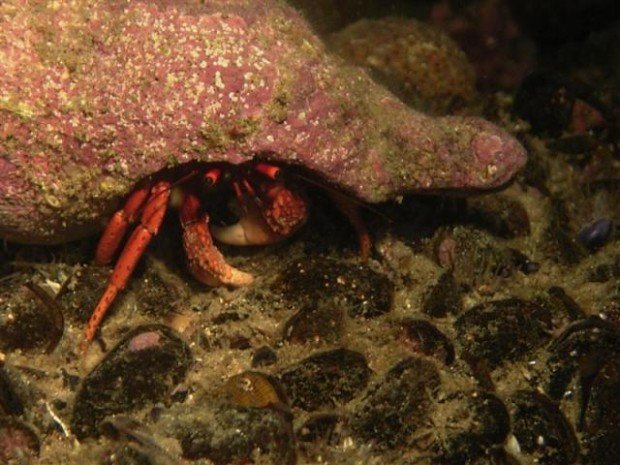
{"left": 0, "top": 0, "right": 526, "bottom": 244}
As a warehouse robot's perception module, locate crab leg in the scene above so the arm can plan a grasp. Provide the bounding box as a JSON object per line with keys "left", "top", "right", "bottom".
{"left": 254, "top": 163, "right": 281, "bottom": 180}
{"left": 95, "top": 186, "right": 151, "bottom": 265}
{"left": 82, "top": 181, "right": 171, "bottom": 351}
{"left": 329, "top": 190, "right": 371, "bottom": 261}
{"left": 180, "top": 192, "right": 254, "bottom": 286}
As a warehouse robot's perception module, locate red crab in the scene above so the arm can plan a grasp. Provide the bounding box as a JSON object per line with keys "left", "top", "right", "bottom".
{"left": 85, "top": 161, "right": 319, "bottom": 350}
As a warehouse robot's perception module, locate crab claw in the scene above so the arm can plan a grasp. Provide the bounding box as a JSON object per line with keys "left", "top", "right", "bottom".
{"left": 211, "top": 184, "right": 308, "bottom": 246}
{"left": 180, "top": 193, "right": 254, "bottom": 287}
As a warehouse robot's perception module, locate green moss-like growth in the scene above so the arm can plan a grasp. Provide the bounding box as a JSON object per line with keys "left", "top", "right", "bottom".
{"left": 232, "top": 117, "right": 260, "bottom": 140}
{"left": 198, "top": 122, "right": 230, "bottom": 151}
{"left": 0, "top": 97, "right": 38, "bottom": 120}
{"left": 267, "top": 79, "right": 292, "bottom": 124}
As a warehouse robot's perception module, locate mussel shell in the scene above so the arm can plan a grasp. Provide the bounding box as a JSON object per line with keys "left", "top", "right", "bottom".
{"left": 71, "top": 324, "right": 192, "bottom": 439}
{"left": 278, "top": 349, "right": 371, "bottom": 411}
{"left": 224, "top": 371, "right": 287, "bottom": 409}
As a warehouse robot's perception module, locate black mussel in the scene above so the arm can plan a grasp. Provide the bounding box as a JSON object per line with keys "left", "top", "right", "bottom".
{"left": 350, "top": 357, "right": 441, "bottom": 450}
{"left": 0, "top": 280, "right": 64, "bottom": 353}
{"left": 0, "top": 366, "right": 24, "bottom": 416}
{"left": 599, "top": 297, "right": 620, "bottom": 329}
{"left": 583, "top": 359, "right": 620, "bottom": 435}
{"left": 545, "top": 317, "right": 620, "bottom": 445}
{"left": 455, "top": 299, "right": 551, "bottom": 368}
{"left": 546, "top": 317, "right": 620, "bottom": 401}
{"left": 431, "top": 227, "right": 521, "bottom": 288}
{"left": 434, "top": 391, "right": 510, "bottom": 464}
{"left": 508, "top": 390, "right": 579, "bottom": 465}
{"left": 583, "top": 426, "right": 620, "bottom": 465}
{"left": 297, "top": 413, "right": 345, "bottom": 445}
{"left": 282, "top": 301, "right": 344, "bottom": 345}
{"left": 130, "top": 266, "right": 181, "bottom": 319}
{"left": 101, "top": 416, "right": 178, "bottom": 465}
{"left": 71, "top": 324, "right": 192, "bottom": 439}
{"left": 532, "top": 286, "right": 586, "bottom": 329}
{"left": 272, "top": 257, "right": 393, "bottom": 319}
{"left": 421, "top": 272, "right": 462, "bottom": 318}
{"left": 297, "top": 413, "right": 346, "bottom": 463}
{"left": 541, "top": 198, "right": 588, "bottom": 265}
{"left": 177, "top": 404, "right": 295, "bottom": 465}
{"left": 278, "top": 349, "right": 370, "bottom": 411}
{"left": 58, "top": 264, "right": 111, "bottom": 322}
{"left": 398, "top": 319, "right": 455, "bottom": 365}
{"left": 577, "top": 218, "right": 613, "bottom": 250}
{"left": 252, "top": 345, "right": 278, "bottom": 368}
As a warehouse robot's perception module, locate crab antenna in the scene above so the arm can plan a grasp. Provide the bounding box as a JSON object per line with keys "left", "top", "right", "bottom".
{"left": 290, "top": 171, "right": 393, "bottom": 223}
{"left": 240, "top": 177, "right": 264, "bottom": 207}
{"left": 174, "top": 170, "right": 200, "bottom": 185}
{"left": 232, "top": 180, "right": 249, "bottom": 215}
{"left": 255, "top": 163, "right": 281, "bottom": 180}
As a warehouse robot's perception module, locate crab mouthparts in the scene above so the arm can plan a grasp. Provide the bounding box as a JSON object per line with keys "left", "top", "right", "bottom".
{"left": 211, "top": 201, "right": 283, "bottom": 246}
{"left": 211, "top": 188, "right": 308, "bottom": 246}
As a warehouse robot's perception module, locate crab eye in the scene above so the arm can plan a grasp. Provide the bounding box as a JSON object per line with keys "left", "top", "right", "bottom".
{"left": 204, "top": 168, "right": 222, "bottom": 186}
{"left": 255, "top": 163, "right": 281, "bottom": 180}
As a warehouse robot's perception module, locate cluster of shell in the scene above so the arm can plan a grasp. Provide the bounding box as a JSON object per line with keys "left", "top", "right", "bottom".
{"left": 1, "top": 5, "right": 619, "bottom": 465}
{"left": 2, "top": 243, "right": 619, "bottom": 464}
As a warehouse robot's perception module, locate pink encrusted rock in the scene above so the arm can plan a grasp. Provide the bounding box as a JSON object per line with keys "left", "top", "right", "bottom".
{"left": 0, "top": 0, "right": 527, "bottom": 244}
